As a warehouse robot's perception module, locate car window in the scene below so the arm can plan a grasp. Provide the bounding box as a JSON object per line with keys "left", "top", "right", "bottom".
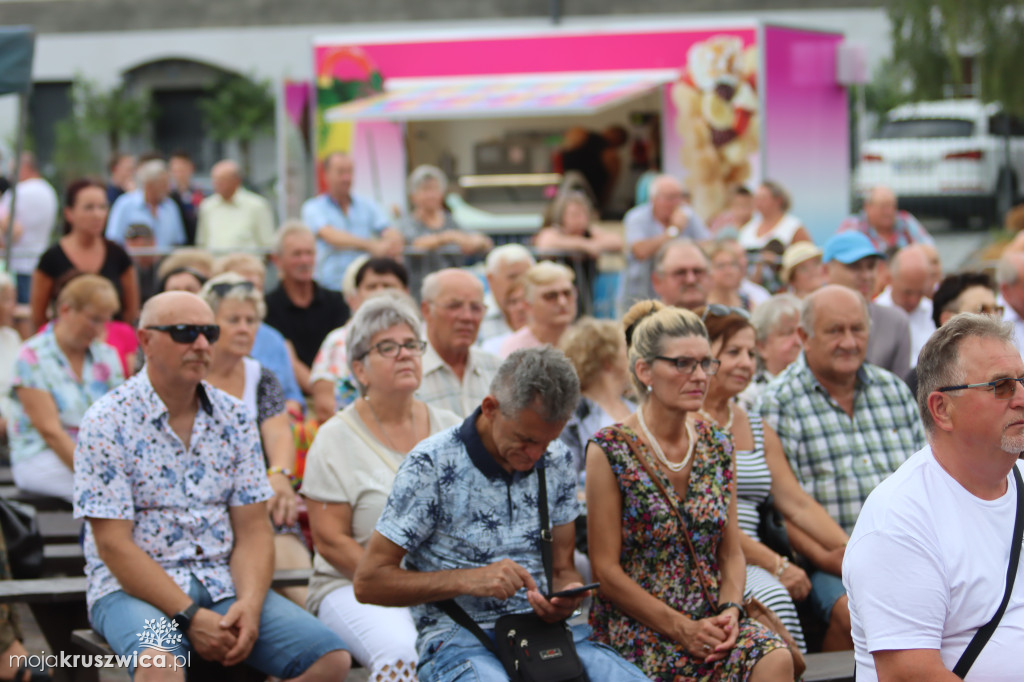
{"left": 875, "top": 118, "right": 975, "bottom": 139}
{"left": 988, "top": 113, "right": 1024, "bottom": 136}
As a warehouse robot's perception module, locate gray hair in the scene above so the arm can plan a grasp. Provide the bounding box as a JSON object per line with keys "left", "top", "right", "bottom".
{"left": 274, "top": 220, "right": 314, "bottom": 255}
{"left": 198, "top": 271, "right": 266, "bottom": 320}
{"left": 799, "top": 287, "right": 870, "bottom": 338}
{"left": 136, "top": 159, "right": 168, "bottom": 187}
{"left": 485, "top": 243, "right": 535, "bottom": 275}
{"left": 420, "top": 268, "right": 483, "bottom": 304}
{"left": 916, "top": 313, "right": 1016, "bottom": 434}
{"left": 654, "top": 238, "right": 708, "bottom": 273}
{"left": 490, "top": 347, "right": 580, "bottom": 423}
{"left": 751, "top": 293, "right": 802, "bottom": 344}
{"left": 408, "top": 164, "right": 448, "bottom": 194}
{"left": 345, "top": 292, "right": 423, "bottom": 397}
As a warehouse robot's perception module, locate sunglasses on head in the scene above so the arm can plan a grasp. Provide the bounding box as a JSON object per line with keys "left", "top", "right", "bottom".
{"left": 209, "top": 281, "right": 256, "bottom": 297}
{"left": 145, "top": 324, "right": 221, "bottom": 344}
{"left": 701, "top": 303, "right": 751, "bottom": 322}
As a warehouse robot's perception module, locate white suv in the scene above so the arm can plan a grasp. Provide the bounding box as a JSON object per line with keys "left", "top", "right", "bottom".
{"left": 855, "top": 99, "right": 1024, "bottom": 222}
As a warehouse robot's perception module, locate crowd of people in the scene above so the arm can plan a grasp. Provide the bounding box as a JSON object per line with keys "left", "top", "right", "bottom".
{"left": 0, "top": 145, "right": 1020, "bottom": 682}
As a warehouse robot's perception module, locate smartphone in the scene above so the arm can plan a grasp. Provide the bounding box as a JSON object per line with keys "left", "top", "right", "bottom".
{"left": 545, "top": 582, "right": 600, "bottom": 600}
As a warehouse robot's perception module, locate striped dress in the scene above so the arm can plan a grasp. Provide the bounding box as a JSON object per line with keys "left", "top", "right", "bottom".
{"left": 735, "top": 413, "right": 807, "bottom": 652}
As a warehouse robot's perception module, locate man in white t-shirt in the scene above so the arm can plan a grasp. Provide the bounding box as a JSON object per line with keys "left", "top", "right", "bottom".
{"left": 843, "top": 313, "right": 1024, "bottom": 681}
{"left": 875, "top": 245, "right": 935, "bottom": 369}
{"left": 0, "top": 152, "right": 58, "bottom": 302}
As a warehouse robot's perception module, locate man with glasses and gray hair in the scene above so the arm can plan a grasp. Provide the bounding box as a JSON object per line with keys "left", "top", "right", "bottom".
{"left": 757, "top": 284, "right": 924, "bottom": 651}
{"left": 651, "top": 238, "right": 712, "bottom": 311}
{"left": 354, "top": 347, "right": 649, "bottom": 681}
{"left": 844, "top": 313, "right": 1024, "bottom": 681}
{"left": 418, "top": 268, "right": 500, "bottom": 418}
{"left": 73, "top": 291, "right": 351, "bottom": 681}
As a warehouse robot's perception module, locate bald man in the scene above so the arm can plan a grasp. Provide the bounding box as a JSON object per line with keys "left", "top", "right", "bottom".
{"left": 996, "top": 251, "right": 1024, "bottom": 359}
{"left": 419, "top": 268, "right": 501, "bottom": 417}
{"left": 875, "top": 245, "right": 936, "bottom": 368}
{"left": 837, "top": 186, "right": 935, "bottom": 252}
{"left": 195, "top": 159, "right": 275, "bottom": 251}
{"left": 73, "top": 292, "right": 352, "bottom": 681}
{"left": 619, "top": 174, "right": 710, "bottom": 308}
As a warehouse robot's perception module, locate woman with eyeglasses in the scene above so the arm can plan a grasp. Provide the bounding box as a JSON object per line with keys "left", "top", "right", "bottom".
{"left": 302, "top": 292, "right": 459, "bottom": 679}
{"left": 9, "top": 275, "right": 124, "bottom": 501}
{"left": 586, "top": 300, "right": 793, "bottom": 681}
{"left": 706, "top": 240, "right": 754, "bottom": 312}
{"left": 197, "top": 272, "right": 311, "bottom": 606}
{"left": 697, "top": 304, "right": 850, "bottom": 655}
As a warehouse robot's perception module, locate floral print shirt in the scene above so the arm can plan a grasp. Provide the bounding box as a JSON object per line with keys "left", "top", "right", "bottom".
{"left": 376, "top": 407, "right": 581, "bottom": 655}
{"left": 8, "top": 329, "right": 124, "bottom": 464}
{"left": 73, "top": 371, "right": 273, "bottom": 614}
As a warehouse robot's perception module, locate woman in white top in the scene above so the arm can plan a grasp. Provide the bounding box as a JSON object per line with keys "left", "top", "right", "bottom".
{"left": 737, "top": 181, "right": 811, "bottom": 251}
{"left": 0, "top": 273, "right": 21, "bottom": 436}
{"left": 199, "top": 273, "right": 311, "bottom": 606}
{"left": 302, "top": 293, "right": 460, "bottom": 680}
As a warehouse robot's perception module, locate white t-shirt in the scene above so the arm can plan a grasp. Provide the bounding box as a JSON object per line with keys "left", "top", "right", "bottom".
{"left": 875, "top": 286, "right": 935, "bottom": 369}
{"left": 737, "top": 212, "right": 803, "bottom": 250}
{"left": 0, "top": 178, "right": 59, "bottom": 275}
{"left": 844, "top": 447, "right": 1024, "bottom": 680}
{"left": 0, "top": 326, "right": 21, "bottom": 420}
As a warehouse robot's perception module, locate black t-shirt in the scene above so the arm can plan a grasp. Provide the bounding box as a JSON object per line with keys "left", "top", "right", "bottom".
{"left": 264, "top": 283, "right": 349, "bottom": 367}
{"left": 561, "top": 131, "right": 609, "bottom": 200}
{"left": 36, "top": 240, "right": 134, "bottom": 312}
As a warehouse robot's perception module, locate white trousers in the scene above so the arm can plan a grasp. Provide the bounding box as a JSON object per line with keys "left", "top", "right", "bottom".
{"left": 12, "top": 449, "right": 74, "bottom": 502}
{"left": 317, "top": 584, "right": 419, "bottom": 679}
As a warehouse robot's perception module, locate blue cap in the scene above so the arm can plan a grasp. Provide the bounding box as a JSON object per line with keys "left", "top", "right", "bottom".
{"left": 822, "top": 231, "right": 883, "bottom": 264}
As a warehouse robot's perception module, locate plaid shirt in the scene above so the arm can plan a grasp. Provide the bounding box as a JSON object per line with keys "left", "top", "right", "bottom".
{"left": 836, "top": 210, "right": 935, "bottom": 252}
{"left": 757, "top": 353, "right": 924, "bottom": 534}
{"left": 416, "top": 345, "right": 501, "bottom": 418}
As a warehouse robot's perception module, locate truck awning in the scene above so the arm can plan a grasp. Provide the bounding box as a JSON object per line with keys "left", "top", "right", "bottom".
{"left": 324, "top": 70, "right": 676, "bottom": 122}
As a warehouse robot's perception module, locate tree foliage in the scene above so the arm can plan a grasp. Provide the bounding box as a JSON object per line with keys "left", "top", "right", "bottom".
{"left": 198, "top": 73, "right": 275, "bottom": 176}
{"left": 888, "top": 0, "right": 1024, "bottom": 114}
{"left": 73, "top": 78, "right": 153, "bottom": 157}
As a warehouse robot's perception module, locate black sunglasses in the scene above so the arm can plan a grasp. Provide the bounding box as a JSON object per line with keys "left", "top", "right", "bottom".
{"left": 209, "top": 281, "right": 256, "bottom": 297}
{"left": 145, "top": 324, "right": 221, "bottom": 344}
{"left": 701, "top": 303, "right": 751, "bottom": 322}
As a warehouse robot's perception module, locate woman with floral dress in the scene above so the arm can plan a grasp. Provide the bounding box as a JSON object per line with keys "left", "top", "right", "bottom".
{"left": 586, "top": 300, "right": 792, "bottom": 681}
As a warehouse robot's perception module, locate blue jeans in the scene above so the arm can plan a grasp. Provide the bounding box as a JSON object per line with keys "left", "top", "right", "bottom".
{"left": 417, "top": 623, "right": 648, "bottom": 681}
{"left": 15, "top": 273, "right": 30, "bottom": 305}
{"left": 808, "top": 570, "right": 846, "bottom": 623}
{"left": 91, "top": 576, "right": 347, "bottom": 678}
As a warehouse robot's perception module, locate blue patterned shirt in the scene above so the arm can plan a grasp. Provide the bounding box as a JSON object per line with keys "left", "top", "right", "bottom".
{"left": 73, "top": 371, "right": 273, "bottom": 614}
{"left": 376, "top": 407, "right": 581, "bottom": 653}
{"left": 301, "top": 192, "right": 389, "bottom": 290}
{"left": 8, "top": 329, "right": 124, "bottom": 465}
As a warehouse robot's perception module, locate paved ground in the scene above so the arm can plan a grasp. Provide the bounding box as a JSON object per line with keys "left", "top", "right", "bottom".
{"left": 923, "top": 218, "right": 996, "bottom": 271}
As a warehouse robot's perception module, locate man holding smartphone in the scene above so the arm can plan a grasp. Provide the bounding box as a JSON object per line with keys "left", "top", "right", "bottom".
{"left": 354, "top": 348, "right": 647, "bottom": 681}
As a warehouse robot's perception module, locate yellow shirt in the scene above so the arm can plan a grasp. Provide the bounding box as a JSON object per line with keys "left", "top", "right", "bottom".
{"left": 196, "top": 187, "right": 275, "bottom": 250}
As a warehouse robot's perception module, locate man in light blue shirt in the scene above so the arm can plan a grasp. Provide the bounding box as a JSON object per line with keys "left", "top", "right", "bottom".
{"left": 619, "top": 174, "right": 710, "bottom": 309}
{"left": 301, "top": 152, "right": 403, "bottom": 291}
{"left": 105, "top": 159, "right": 186, "bottom": 248}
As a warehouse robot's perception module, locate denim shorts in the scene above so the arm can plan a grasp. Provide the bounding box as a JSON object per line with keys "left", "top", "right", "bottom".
{"left": 90, "top": 576, "right": 347, "bottom": 678}
{"left": 808, "top": 570, "right": 847, "bottom": 624}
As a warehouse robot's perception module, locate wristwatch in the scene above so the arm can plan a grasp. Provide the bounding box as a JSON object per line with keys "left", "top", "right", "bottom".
{"left": 666, "top": 225, "right": 680, "bottom": 238}
{"left": 717, "top": 601, "right": 747, "bottom": 620}
{"left": 172, "top": 601, "right": 200, "bottom": 633}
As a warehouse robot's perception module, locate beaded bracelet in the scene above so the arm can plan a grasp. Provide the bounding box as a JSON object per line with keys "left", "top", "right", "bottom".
{"left": 267, "top": 466, "right": 297, "bottom": 487}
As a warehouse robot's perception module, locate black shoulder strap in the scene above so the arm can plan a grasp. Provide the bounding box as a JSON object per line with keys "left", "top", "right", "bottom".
{"left": 953, "top": 465, "right": 1024, "bottom": 678}
{"left": 434, "top": 462, "right": 555, "bottom": 651}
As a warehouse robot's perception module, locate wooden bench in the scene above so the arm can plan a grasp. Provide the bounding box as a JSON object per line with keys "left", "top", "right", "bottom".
{"left": 38, "top": 512, "right": 83, "bottom": 544}
{"left": 804, "top": 650, "right": 855, "bottom": 682}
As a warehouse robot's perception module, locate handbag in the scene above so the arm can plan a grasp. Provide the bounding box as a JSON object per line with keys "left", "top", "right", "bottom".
{"left": 615, "top": 426, "right": 807, "bottom": 679}
{"left": 0, "top": 498, "right": 44, "bottom": 579}
{"left": 757, "top": 493, "right": 795, "bottom": 560}
{"left": 435, "top": 465, "right": 587, "bottom": 682}
{"left": 952, "top": 464, "right": 1024, "bottom": 678}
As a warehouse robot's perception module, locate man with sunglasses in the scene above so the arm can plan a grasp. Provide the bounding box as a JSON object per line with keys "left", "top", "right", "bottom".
{"left": 758, "top": 284, "right": 924, "bottom": 651}
{"left": 844, "top": 314, "right": 1024, "bottom": 681}
{"left": 72, "top": 291, "right": 351, "bottom": 681}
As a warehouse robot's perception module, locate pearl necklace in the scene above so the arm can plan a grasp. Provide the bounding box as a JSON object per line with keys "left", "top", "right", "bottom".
{"left": 698, "top": 403, "right": 734, "bottom": 432}
{"left": 637, "top": 405, "right": 696, "bottom": 472}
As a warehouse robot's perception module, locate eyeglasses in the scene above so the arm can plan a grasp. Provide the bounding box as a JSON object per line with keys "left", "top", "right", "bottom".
{"left": 937, "top": 377, "right": 1024, "bottom": 400}
{"left": 145, "top": 324, "right": 221, "bottom": 344}
{"left": 663, "top": 267, "right": 708, "bottom": 279}
{"left": 209, "top": 281, "right": 256, "bottom": 297}
{"left": 653, "top": 355, "right": 721, "bottom": 375}
{"left": 364, "top": 339, "right": 427, "bottom": 359}
{"left": 975, "top": 304, "right": 1005, "bottom": 316}
{"left": 701, "top": 304, "right": 751, "bottom": 322}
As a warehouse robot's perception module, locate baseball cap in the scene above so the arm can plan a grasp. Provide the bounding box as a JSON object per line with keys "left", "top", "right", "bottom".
{"left": 780, "top": 242, "right": 823, "bottom": 284}
{"left": 822, "top": 231, "right": 882, "bottom": 265}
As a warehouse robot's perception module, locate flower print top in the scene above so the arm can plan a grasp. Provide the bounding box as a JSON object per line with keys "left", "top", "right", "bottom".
{"left": 7, "top": 329, "right": 125, "bottom": 465}
{"left": 73, "top": 371, "right": 273, "bottom": 615}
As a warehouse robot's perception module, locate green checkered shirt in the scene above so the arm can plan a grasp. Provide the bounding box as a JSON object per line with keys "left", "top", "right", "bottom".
{"left": 757, "top": 353, "right": 925, "bottom": 534}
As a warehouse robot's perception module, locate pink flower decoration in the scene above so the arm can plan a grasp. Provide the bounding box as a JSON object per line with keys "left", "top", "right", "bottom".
{"left": 93, "top": 363, "right": 111, "bottom": 383}
{"left": 21, "top": 347, "right": 38, "bottom": 364}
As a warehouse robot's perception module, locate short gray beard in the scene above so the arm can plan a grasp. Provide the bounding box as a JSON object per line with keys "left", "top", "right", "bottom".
{"left": 1001, "top": 432, "right": 1024, "bottom": 455}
